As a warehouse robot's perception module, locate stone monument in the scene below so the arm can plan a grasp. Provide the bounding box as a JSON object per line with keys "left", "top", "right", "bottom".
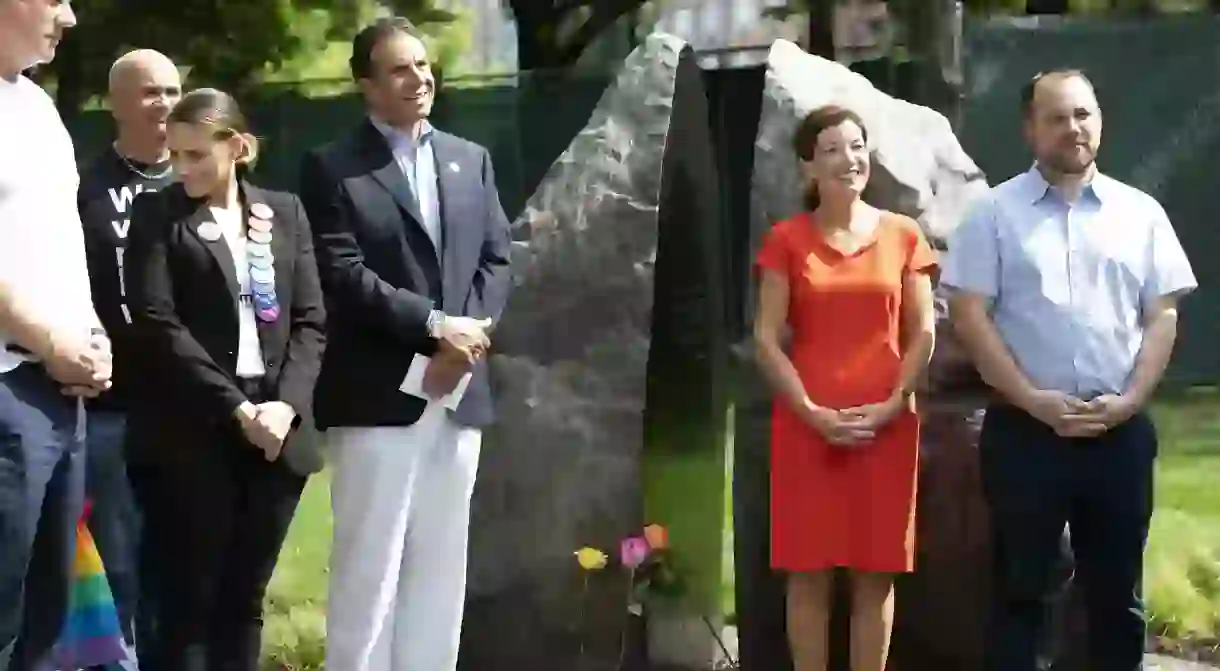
{"left": 458, "top": 32, "right": 732, "bottom": 671}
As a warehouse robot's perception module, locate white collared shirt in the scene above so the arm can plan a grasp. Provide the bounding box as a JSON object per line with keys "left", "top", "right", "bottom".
{"left": 211, "top": 207, "right": 265, "bottom": 378}
{"left": 370, "top": 117, "right": 441, "bottom": 248}
{"left": 0, "top": 74, "right": 101, "bottom": 373}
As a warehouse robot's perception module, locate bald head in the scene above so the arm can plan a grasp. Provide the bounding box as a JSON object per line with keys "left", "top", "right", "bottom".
{"left": 107, "top": 50, "right": 182, "bottom": 156}
{"left": 108, "top": 49, "right": 179, "bottom": 95}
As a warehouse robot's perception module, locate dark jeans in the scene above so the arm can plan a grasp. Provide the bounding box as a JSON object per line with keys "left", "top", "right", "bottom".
{"left": 0, "top": 364, "right": 86, "bottom": 671}
{"left": 83, "top": 411, "right": 140, "bottom": 671}
{"left": 980, "top": 403, "right": 1156, "bottom": 671}
{"left": 137, "top": 416, "right": 306, "bottom": 671}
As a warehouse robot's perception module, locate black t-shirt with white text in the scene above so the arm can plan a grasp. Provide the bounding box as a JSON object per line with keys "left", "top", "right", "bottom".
{"left": 78, "top": 146, "right": 176, "bottom": 411}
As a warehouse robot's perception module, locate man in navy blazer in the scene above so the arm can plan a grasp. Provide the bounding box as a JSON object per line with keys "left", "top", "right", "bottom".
{"left": 298, "top": 16, "right": 512, "bottom": 671}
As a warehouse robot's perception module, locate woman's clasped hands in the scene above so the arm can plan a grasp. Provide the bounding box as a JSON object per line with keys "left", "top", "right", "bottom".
{"left": 234, "top": 400, "right": 297, "bottom": 461}
{"left": 803, "top": 392, "right": 906, "bottom": 448}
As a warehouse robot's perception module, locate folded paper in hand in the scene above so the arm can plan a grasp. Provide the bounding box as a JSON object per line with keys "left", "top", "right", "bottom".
{"left": 399, "top": 353, "right": 472, "bottom": 411}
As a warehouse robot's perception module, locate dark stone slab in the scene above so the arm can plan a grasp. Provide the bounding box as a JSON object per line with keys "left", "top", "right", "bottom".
{"left": 643, "top": 44, "right": 733, "bottom": 667}
{"left": 457, "top": 33, "right": 687, "bottom": 671}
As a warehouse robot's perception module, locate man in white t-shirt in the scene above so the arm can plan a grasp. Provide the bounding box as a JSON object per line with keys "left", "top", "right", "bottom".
{"left": 0, "top": 2, "right": 115, "bottom": 670}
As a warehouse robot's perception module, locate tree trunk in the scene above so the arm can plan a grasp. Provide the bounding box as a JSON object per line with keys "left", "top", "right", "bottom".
{"left": 1025, "top": 0, "right": 1068, "bottom": 13}
{"left": 515, "top": 16, "right": 554, "bottom": 70}
{"left": 52, "top": 33, "right": 86, "bottom": 124}
{"left": 512, "top": 1, "right": 646, "bottom": 71}
{"left": 807, "top": 0, "right": 836, "bottom": 59}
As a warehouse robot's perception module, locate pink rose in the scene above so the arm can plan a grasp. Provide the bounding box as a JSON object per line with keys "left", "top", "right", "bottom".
{"left": 620, "top": 536, "right": 649, "bottom": 569}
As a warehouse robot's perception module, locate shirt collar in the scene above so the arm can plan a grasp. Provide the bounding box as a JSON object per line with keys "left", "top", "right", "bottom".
{"left": 369, "top": 117, "right": 434, "bottom": 150}
{"left": 1022, "top": 162, "right": 1108, "bottom": 205}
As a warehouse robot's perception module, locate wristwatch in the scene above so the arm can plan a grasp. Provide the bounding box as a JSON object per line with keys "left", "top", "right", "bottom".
{"left": 426, "top": 310, "right": 446, "bottom": 339}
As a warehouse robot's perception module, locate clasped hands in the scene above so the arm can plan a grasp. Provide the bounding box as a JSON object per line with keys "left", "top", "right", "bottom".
{"left": 422, "top": 316, "right": 492, "bottom": 400}
{"left": 802, "top": 392, "right": 907, "bottom": 448}
{"left": 53, "top": 330, "right": 113, "bottom": 398}
{"left": 1022, "top": 389, "right": 1137, "bottom": 438}
{"left": 235, "top": 400, "right": 297, "bottom": 461}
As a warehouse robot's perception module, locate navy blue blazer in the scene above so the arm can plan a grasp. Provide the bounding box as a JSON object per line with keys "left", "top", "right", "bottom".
{"left": 299, "top": 120, "right": 512, "bottom": 429}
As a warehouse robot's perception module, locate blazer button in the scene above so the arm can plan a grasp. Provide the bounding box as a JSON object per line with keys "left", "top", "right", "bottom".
{"left": 227, "top": 350, "right": 234, "bottom": 355}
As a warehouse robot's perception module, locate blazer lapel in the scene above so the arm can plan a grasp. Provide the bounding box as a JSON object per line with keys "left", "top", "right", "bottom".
{"left": 433, "top": 132, "right": 464, "bottom": 313}
{"left": 359, "top": 121, "right": 432, "bottom": 254}
{"left": 185, "top": 204, "right": 240, "bottom": 307}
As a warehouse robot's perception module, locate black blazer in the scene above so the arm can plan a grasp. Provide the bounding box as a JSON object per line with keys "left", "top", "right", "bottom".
{"left": 123, "top": 181, "right": 327, "bottom": 449}
{"left": 299, "top": 120, "right": 512, "bottom": 429}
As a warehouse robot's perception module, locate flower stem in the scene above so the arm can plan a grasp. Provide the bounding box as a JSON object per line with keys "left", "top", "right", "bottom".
{"left": 578, "top": 573, "right": 589, "bottom": 670}
{"left": 616, "top": 566, "right": 636, "bottom": 671}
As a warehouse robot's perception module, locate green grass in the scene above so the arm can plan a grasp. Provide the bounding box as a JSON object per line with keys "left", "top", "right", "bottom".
{"left": 1145, "top": 392, "right": 1220, "bottom": 651}
{"left": 261, "top": 471, "right": 332, "bottom": 670}
{"left": 259, "top": 393, "right": 1220, "bottom": 667}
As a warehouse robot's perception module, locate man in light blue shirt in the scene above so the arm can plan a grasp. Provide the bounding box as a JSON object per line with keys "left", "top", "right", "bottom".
{"left": 942, "top": 69, "right": 1196, "bottom": 671}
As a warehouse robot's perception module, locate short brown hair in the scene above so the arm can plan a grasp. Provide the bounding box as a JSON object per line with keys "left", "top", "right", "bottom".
{"left": 1020, "top": 69, "right": 1097, "bottom": 118}
{"left": 350, "top": 17, "right": 424, "bottom": 81}
{"left": 792, "top": 105, "right": 868, "bottom": 209}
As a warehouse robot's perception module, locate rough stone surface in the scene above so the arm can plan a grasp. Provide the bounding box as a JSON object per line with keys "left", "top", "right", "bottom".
{"left": 749, "top": 39, "right": 988, "bottom": 247}
{"left": 457, "top": 32, "right": 686, "bottom": 671}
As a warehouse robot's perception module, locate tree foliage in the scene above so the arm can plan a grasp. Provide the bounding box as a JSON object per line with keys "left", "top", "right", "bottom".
{"left": 45, "top": 0, "right": 455, "bottom": 119}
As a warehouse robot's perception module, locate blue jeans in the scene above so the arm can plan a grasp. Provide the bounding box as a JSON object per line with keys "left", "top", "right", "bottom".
{"left": 84, "top": 411, "right": 140, "bottom": 671}
{"left": 0, "top": 364, "right": 86, "bottom": 671}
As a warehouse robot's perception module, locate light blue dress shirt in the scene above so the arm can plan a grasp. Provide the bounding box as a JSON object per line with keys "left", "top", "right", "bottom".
{"left": 371, "top": 117, "right": 441, "bottom": 248}
{"left": 941, "top": 165, "right": 1197, "bottom": 398}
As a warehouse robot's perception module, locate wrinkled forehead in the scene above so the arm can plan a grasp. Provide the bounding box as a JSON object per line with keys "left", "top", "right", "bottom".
{"left": 120, "top": 62, "right": 181, "bottom": 89}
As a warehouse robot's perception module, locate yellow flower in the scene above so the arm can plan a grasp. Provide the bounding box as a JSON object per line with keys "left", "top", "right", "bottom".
{"left": 574, "top": 547, "right": 608, "bottom": 571}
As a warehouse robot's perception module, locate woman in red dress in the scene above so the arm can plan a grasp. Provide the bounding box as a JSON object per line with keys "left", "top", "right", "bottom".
{"left": 753, "top": 105, "right": 938, "bottom": 671}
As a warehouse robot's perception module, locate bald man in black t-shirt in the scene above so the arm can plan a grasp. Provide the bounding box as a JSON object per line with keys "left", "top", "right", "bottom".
{"left": 77, "top": 48, "right": 180, "bottom": 671}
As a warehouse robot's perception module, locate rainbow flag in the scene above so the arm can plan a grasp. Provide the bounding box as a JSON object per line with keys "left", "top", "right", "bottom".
{"left": 51, "top": 502, "right": 127, "bottom": 669}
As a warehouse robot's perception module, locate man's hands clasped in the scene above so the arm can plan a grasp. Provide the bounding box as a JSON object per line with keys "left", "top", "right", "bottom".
{"left": 1021, "top": 389, "right": 1137, "bottom": 438}
{"left": 51, "top": 330, "right": 113, "bottom": 398}
{"left": 422, "top": 316, "right": 492, "bottom": 400}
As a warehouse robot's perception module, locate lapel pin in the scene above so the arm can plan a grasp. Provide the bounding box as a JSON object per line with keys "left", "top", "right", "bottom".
{"left": 249, "top": 202, "right": 274, "bottom": 220}
{"left": 250, "top": 265, "right": 275, "bottom": 284}
{"left": 248, "top": 216, "right": 273, "bottom": 233}
{"left": 196, "top": 221, "right": 222, "bottom": 242}
{"left": 448, "top": 162, "right": 460, "bottom": 173}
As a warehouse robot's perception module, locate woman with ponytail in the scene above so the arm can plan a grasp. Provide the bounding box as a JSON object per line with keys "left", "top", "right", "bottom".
{"left": 123, "top": 88, "right": 326, "bottom": 671}
{"left": 753, "top": 105, "right": 938, "bottom": 671}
